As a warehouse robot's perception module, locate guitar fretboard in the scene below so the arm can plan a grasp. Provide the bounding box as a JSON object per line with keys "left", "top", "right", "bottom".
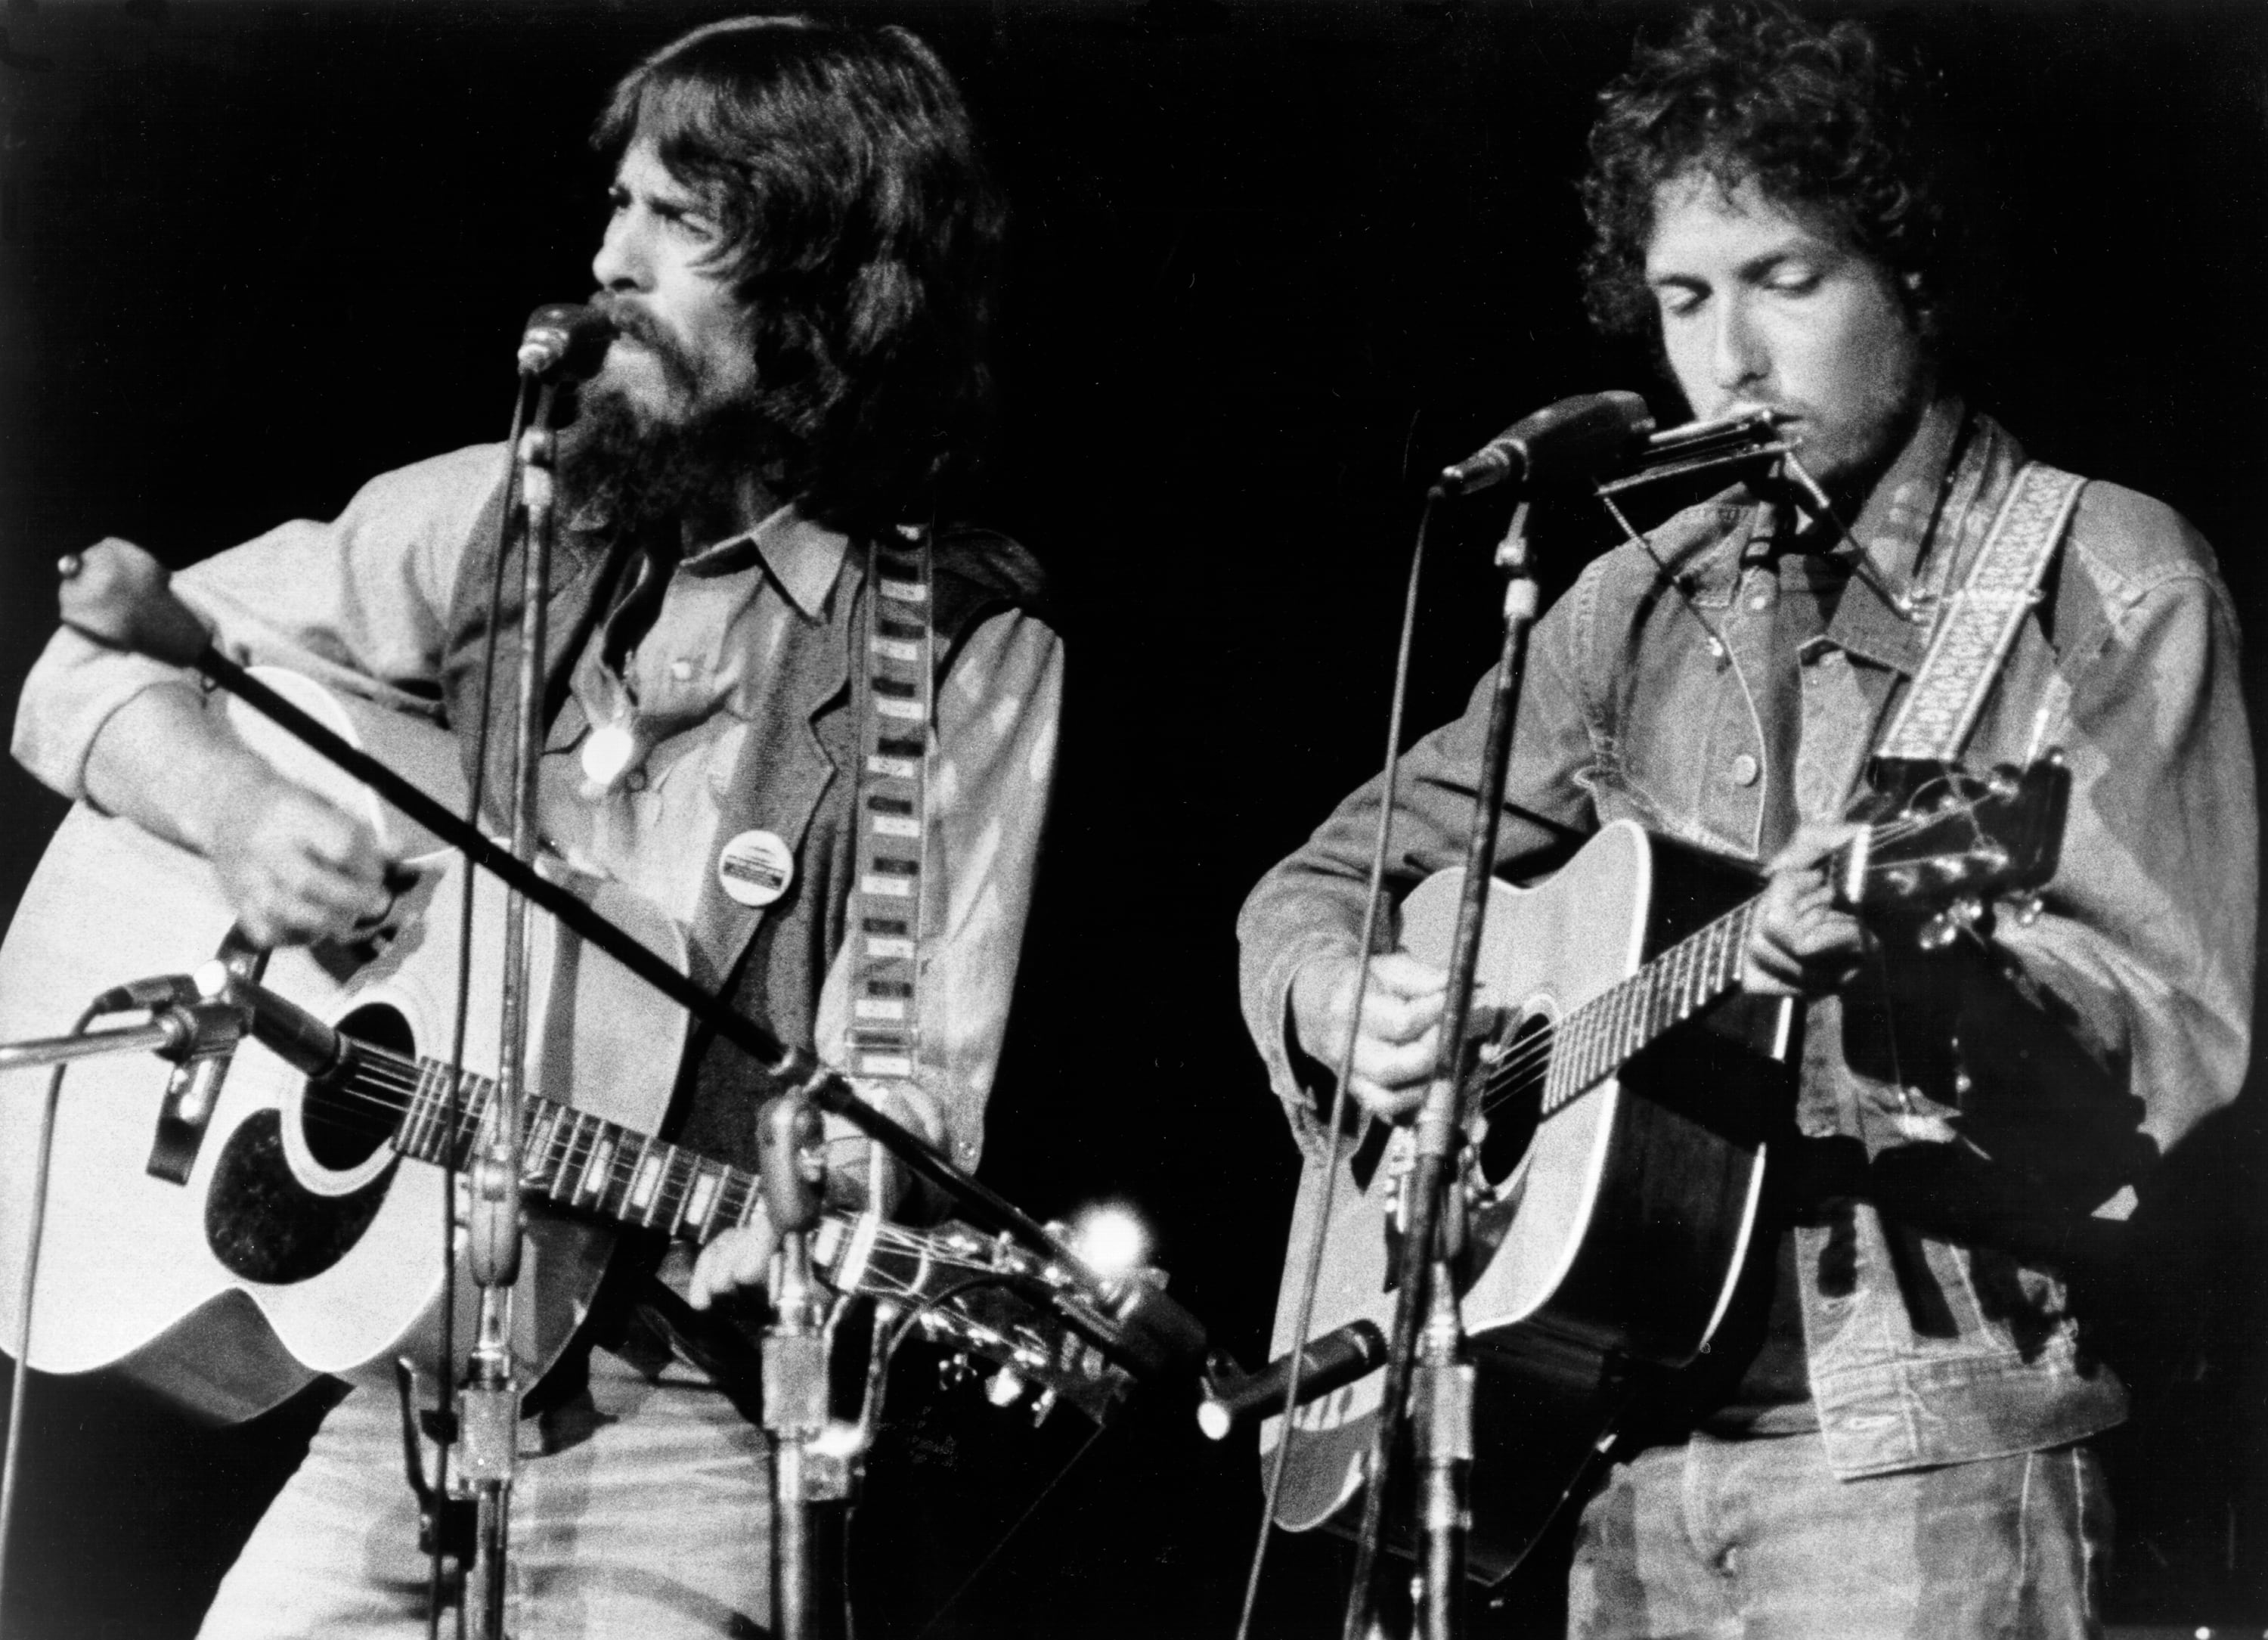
{"left": 384, "top": 1057, "right": 767, "bottom": 1244}
{"left": 324, "top": 1042, "right": 1134, "bottom": 1427}
{"left": 1538, "top": 898, "right": 1761, "bottom": 1110}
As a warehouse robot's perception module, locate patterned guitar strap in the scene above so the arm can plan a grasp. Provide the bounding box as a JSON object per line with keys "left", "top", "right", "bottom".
{"left": 1873, "top": 460, "right": 2087, "bottom": 763}
{"left": 843, "top": 523, "right": 936, "bottom": 1112}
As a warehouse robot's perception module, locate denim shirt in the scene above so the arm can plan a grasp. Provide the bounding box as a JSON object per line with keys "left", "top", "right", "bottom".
{"left": 1237, "top": 398, "right": 2256, "bottom": 1477}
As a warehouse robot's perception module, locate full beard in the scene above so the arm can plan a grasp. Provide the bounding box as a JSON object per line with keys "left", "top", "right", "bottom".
{"left": 556, "top": 383, "right": 783, "bottom": 541}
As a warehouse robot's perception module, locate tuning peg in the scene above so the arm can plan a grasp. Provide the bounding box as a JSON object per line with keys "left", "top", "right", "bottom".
{"left": 986, "top": 1366, "right": 1027, "bottom": 1408}
{"left": 1029, "top": 1387, "right": 1059, "bottom": 1427}
{"left": 1917, "top": 897, "right": 1984, "bottom": 953}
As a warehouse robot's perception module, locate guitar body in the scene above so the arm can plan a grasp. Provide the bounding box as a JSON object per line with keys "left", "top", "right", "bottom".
{"left": 0, "top": 674, "right": 689, "bottom": 1422}
{"left": 1262, "top": 821, "right": 1792, "bottom": 1583}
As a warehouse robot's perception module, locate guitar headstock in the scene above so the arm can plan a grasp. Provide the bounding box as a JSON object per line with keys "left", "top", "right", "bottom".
{"left": 1838, "top": 754, "right": 2071, "bottom": 923}
{"left": 813, "top": 1215, "right": 1136, "bottom": 1428}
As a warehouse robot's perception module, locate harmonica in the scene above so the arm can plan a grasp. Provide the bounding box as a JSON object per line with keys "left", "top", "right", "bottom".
{"left": 1596, "top": 407, "right": 1799, "bottom": 498}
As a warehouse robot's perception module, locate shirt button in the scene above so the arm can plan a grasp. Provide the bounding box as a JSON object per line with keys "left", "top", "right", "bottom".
{"left": 1730, "top": 754, "right": 1760, "bottom": 786}
{"left": 669, "top": 659, "right": 694, "bottom": 681}
{"left": 625, "top": 768, "right": 649, "bottom": 792}
{"left": 1747, "top": 592, "right": 1773, "bottom": 612}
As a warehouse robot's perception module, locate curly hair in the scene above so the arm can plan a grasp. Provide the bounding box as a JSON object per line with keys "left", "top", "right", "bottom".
{"left": 596, "top": 16, "right": 1005, "bottom": 530}
{"left": 1579, "top": 1, "right": 1946, "bottom": 346}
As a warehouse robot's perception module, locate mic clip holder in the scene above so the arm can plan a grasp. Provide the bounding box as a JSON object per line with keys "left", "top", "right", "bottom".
{"left": 147, "top": 933, "right": 265, "bottom": 1186}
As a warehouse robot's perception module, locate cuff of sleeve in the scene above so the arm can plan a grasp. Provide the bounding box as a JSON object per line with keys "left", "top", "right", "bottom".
{"left": 1244, "top": 926, "right": 1362, "bottom": 1154}
{"left": 11, "top": 628, "right": 196, "bottom": 805}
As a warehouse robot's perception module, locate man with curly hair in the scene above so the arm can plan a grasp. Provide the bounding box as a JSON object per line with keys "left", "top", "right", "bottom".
{"left": 1238, "top": 4, "right": 2252, "bottom": 1634}
{"left": 13, "top": 17, "right": 1058, "bottom": 1638}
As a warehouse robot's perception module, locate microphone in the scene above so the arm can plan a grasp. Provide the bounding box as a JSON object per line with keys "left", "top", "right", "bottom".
{"left": 516, "top": 302, "right": 616, "bottom": 380}
{"left": 194, "top": 963, "right": 350, "bottom": 1083}
{"left": 1433, "top": 390, "right": 1656, "bottom": 499}
{"left": 1196, "top": 1319, "right": 1389, "bottom": 1440}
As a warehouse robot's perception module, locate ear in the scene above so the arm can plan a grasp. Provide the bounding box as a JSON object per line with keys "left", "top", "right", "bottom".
{"left": 1895, "top": 268, "right": 1939, "bottom": 340}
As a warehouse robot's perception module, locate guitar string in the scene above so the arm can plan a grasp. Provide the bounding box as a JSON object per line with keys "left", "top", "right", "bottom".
{"left": 272, "top": 1046, "right": 1021, "bottom": 1276}
{"left": 1455, "top": 838, "right": 1926, "bottom": 1102}
{"left": 1458, "top": 796, "right": 1981, "bottom": 1103}
{"left": 299, "top": 1048, "right": 1085, "bottom": 1372}
{"left": 1438, "top": 798, "right": 2008, "bottom": 1124}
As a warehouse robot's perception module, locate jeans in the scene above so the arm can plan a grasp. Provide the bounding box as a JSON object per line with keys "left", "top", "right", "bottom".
{"left": 197, "top": 1347, "right": 772, "bottom": 1640}
{"left": 1566, "top": 1431, "right": 2110, "bottom": 1640}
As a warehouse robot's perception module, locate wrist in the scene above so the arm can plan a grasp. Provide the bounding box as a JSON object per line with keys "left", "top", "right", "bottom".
{"left": 185, "top": 751, "right": 298, "bottom": 861}
{"left": 1289, "top": 947, "right": 1367, "bottom": 1063}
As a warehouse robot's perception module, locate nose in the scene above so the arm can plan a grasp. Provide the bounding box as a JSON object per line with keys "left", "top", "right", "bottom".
{"left": 592, "top": 205, "right": 646, "bottom": 293}
{"left": 1710, "top": 296, "right": 1768, "bottom": 395}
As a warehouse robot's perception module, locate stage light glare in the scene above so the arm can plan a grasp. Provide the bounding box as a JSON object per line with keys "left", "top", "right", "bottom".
{"left": 1069, "top": 1204, "right": 1149, "bottom": 1280}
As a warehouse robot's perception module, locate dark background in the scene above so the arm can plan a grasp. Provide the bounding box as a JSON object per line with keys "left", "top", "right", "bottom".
{"left": 0, "top": 2, "right": 2263, "bottom": 1635}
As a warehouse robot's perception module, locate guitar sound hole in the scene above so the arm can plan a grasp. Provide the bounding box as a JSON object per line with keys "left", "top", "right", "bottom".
{"left": 1475, "top": 1013, "right": 1551, "bottom": 1189}
{"left": 302, "top": 1003, "right": 414, "bottom": 1172}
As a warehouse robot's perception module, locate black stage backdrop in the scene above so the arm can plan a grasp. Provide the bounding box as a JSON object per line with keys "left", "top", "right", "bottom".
{"left": 0, "top": 3, "right": 2262, "bottom": 1636}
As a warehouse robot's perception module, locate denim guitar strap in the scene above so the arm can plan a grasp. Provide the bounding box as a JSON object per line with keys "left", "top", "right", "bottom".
{"left": 844, "top": 524, "right": 935, "bottom": 1090}
{"left": 1874, "top": 461, "right": 2085, "bottom": 761}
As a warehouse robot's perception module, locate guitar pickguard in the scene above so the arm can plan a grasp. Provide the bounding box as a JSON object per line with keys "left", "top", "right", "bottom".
{"left": 204, "top": 1111, "right": 397, "bottom": 1286}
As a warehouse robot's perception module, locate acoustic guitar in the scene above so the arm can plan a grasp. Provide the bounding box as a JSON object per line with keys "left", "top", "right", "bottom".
{"left": 1260, "top": 756, "right": 2069, "bottom": 1582}
{"left": 0, "top": 671, "right": 1125, "bottom": 1427}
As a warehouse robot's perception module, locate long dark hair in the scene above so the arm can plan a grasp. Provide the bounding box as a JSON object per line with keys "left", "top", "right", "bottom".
{"left": 596, "top": 16, "right": 1005, "bottom": 529}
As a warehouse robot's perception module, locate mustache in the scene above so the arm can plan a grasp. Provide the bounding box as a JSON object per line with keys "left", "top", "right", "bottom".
{"left": 590, "top": 295, "right": 702, "bottom": 389}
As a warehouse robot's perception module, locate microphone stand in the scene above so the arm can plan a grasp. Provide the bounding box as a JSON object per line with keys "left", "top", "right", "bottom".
{"left": 757, "top": 1090, "right": 844, "bottom": 1640}
{"left": 0, "top": 999, "right": 248, "bottom": 1627}
{"left": 1342, "top": 498, "right": 1541, "bottom": 1640}
{"left": 458, "top": 387, "right": 565, "bottom": 1640}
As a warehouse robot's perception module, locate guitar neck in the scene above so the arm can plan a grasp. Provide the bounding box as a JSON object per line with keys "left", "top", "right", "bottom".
{"left": 386, "top": 1054, "right": 770, "bottom": 1245}
{"left": 326, "top": 1043, "right": 1133, "bottom": 1425}
{"left": 1541, "top": 894, "right": 1762, "bottom": 1111}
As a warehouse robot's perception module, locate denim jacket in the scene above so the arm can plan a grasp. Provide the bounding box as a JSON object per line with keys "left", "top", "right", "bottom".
{"left": 1237, "top": 398, "right": 2256, "bottom": 1477}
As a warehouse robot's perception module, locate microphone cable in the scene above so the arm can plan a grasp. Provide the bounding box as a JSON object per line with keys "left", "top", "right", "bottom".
{"left": 0, "top": 1000, "right": 103, "bottom": 1634}
{"left": 1233, "top": 484, "right": 1440, "bottom": 1640}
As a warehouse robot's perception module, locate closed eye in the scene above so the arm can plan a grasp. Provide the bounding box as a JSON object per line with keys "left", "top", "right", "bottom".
{"left": 1653, "top": 281, "right": 1708, "bottom": 320}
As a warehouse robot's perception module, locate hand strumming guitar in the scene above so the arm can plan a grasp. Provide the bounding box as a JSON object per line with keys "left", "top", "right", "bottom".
{"left": 77, "top": 666, "right": 403, "bottom": 950}
{"left": 206, "top": 771, "right": 403, "bottom": 950}
{"left": 1290, "top": 950, "right": 1448, "bottom": 1121}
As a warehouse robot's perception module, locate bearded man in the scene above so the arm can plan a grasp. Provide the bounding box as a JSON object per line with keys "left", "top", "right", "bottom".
{"left": 1237, "top": 5, "right": 2253, "bottom": 1635}
{"left": 12, "top": 17, "right": 1058, "bottom": 1638}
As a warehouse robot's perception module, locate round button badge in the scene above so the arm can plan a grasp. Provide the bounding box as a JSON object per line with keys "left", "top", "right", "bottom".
{"left": 717, "top": 828, "right": 796, "bottom": 908}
